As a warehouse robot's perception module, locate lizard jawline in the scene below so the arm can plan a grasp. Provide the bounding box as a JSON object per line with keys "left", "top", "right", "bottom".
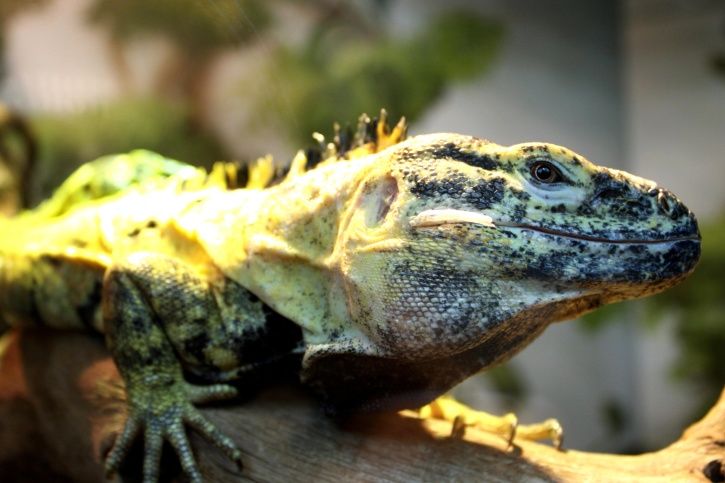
{"left": 506, "top": 225, "right": 699, "bottom": 245}
{"left": 409, "top": 209, "right": 697, "bottom": 245}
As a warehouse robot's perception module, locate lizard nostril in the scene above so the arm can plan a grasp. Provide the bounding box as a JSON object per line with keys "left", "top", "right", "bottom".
{"left": 655, "top": 189, "right": 686, "bottom": 219}
{"left": 657, "top": 191, "right": 671, "bottom": 214}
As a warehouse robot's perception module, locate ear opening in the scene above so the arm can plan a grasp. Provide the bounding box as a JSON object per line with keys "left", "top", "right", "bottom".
{"left": 362, "top": 175, "right": 399, "bottom": 227}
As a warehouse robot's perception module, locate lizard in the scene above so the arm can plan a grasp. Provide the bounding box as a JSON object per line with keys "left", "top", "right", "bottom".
{"left": 0, "top": 112, "right": 701, "bottom": 482}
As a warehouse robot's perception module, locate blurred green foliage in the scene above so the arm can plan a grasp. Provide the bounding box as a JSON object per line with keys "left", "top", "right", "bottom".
{"left": 11, "top": 2, "right": 504, "bottom": 203}
{"left": 251, "top": 10, "right": 503, "bottom": 145}
{"left": 87, "top": 0, "right": 271, "bottom": 55}
{"left": 577, "top": 296, "right": 630, "bottom": 333}
{"left": 580, "top": 212, "right": 725, "bottom": 401}
{"left": 484, "top": 363, "right": 527, "bottom": 401}
{"left": 645, "top": 213, "right": 725, "bottom": 387}
{"left": 29, "top": 98, "right": 228, "bottom": 204}
{"left": 86, "top": 0, "right": 275, "bottom": 128}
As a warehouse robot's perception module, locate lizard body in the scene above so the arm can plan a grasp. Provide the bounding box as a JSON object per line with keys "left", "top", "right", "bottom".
{"left": 0, "top": 114, "right": 700, "bottom": 481}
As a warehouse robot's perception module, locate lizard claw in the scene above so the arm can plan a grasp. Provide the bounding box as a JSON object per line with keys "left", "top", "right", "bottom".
{"left": 449, "top": 412, "right": 518, "bottom": 444}
{"left": 420, "top": 396, "right": 571, "bottom": 449}
{"left": 104, "top": 379, "right": 242, "bottom": 482}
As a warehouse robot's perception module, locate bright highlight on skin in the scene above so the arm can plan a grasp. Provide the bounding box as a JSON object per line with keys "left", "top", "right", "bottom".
{"left": 409, "top": 208, "right": 496, "bottom": 228}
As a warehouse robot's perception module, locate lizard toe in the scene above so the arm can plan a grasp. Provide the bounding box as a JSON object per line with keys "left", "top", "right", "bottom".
{"left": 104, "top": 413, "right": 141, "bottom": 479}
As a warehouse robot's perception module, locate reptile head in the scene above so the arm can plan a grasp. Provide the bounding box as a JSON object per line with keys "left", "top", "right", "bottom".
{"left": 336, "top": 133, "right": 700, "bottom": 360}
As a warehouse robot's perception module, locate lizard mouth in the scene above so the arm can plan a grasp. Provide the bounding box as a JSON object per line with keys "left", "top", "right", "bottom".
{"left": 408, "top": 209, "right": 700, "bottom": 245}
{"left": 507, "top": 225, "right": 699, "bottom": 245}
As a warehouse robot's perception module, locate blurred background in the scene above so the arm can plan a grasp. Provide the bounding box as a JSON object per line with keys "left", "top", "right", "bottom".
{"left": 0, "top": 0, "right": 723, "bottom": 454}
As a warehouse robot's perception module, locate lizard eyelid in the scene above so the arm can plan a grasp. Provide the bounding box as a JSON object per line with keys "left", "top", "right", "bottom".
{"left": 529, "top": 160, "right": 564, "bottom": 184}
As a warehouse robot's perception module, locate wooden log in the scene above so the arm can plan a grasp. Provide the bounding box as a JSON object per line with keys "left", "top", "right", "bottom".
{"left": 0, "top": 329, "right": 723, "bottom": 482}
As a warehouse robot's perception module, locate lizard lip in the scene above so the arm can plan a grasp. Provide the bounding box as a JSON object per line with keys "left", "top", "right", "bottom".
{"left": 506, "top": 224, "right": 700, "bottom": 245}
{"left": 409, "top": 209, "right": 700, "bottom": 245}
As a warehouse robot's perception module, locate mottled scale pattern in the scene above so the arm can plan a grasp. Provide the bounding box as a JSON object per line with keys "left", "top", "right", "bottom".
{"left": 0, "top": 113, "right": 700, "bottom": 482}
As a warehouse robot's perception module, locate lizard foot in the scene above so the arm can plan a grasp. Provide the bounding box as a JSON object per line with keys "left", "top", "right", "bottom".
{"left": 104, "top": 378, "right": 242, "bottom": 483}
{"left": 418, "top": 394, "right": 563, "bottom": 449}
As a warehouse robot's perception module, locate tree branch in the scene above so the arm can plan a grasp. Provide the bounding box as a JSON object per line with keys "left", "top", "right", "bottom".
{"left": 0, "top": 329, "right": 722, "bottom": 482}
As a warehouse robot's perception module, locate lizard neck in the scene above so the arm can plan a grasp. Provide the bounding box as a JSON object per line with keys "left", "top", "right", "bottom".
{"left": 185, "top": 159, "right": 374, "bottom": 341}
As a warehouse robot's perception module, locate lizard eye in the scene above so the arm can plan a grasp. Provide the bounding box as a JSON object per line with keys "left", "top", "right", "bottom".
{"left": 530, "top": 161, "right": 563, "bottom": 184}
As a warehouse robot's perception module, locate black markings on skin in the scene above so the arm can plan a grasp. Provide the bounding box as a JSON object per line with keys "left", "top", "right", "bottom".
{"left": 653, "top": 189, "right": 688, "bottom": 220}
{"left": 660, "top": 242, "right": 700, "bottom": 277}
{"left": 76, "top": 278, "right": 103, "bottom": 330}
{"left": 628, "top": 245, "right": 646, "bottom": 255}
{"left": 589, "top": 172, "right": 635, "bottom": 209}
{"left": 131, "top": 316, "right": 146, "bottom": 332}
{"left": 327, "top": 328, "right": 342, "bottom": 341}
{"left": 521, "top": 145, "right": 548, "bottom": 154}
{"left": 558, "top": 170, "right": 700, "bottom": 241}
{"left": 229, "top": 307, "right": 303, "bottom": 367}
{"left": 190, "top": 278, "right": 303, "bottom": 378}
{"left": 463, "top": 177, "right": 506, "bottom": 209}
{"left": 510, "top": 187, "right": 531, "bottom": 201}
{"left": 128, "top": 219, "right": 160, "bottom": 237}
{"left": 144, "top": 346, "right": 166, "bottom": 366}
{"left": 430, "top": 142, "right": 500, "bottom": 171}
{"left": 377, "top": 261, "right": 497, "bottom": 355}
{"left": 407, "top": 169, "right": 506, "bottom": 211}
{"left": 575, "top": 203, "right": 595, "bottom": 217}
{"left": 183, "top": 331, "right": 211, "bottom": 363}
{"left": 408, "top": 175, "right": 452, "bottom": 198}
{"left": 515, "top": 236, "right": 701, "bottom": 287}
{"left": 512, "top": 207, "right": 527, "bottom": 222}
{"left": 28, "top": 280, "right": 45, "bottom": 327}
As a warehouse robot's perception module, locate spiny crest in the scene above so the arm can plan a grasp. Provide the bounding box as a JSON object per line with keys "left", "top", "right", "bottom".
{"left": 244, "top": 109, "right": 408, "bottom": 190}
{"left": 21, "top": 151, "right": 215, "bottom": 221}
{"left": 19, "top": 111, "right": 408, "bottom": 220}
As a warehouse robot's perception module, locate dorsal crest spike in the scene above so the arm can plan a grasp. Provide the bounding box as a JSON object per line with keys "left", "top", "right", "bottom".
{"left": 246, "top": 154, "right": 276, "bottom": 189}
{"left": 275, "top": 110, "right": 410, "bottom": 186}
{"left": 284, "top": 150, "right": 309, "bottom": 182}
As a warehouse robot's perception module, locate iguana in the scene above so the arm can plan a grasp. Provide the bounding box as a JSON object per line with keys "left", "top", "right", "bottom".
{"left": 0, "top": 112, "right": 701, "bottom": 482}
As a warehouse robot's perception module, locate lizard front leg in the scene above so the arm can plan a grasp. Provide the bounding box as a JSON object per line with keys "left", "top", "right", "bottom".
{"left": 102, "top": 252, "right": 244, "bottom": 483}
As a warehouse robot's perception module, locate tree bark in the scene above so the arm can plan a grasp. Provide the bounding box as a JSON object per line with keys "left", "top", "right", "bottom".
{"left": 0, "top": 329, "right": 723, "bottom": 482}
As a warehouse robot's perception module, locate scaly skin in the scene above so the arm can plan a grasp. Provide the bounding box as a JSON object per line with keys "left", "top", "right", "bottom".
{"left": 0, "top": 113, "right": 700, "bottom": 482}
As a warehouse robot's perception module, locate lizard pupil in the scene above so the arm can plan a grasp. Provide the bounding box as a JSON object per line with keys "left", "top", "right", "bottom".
{"left": 531, "top": 162, "right": 560, "bottom": 183}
